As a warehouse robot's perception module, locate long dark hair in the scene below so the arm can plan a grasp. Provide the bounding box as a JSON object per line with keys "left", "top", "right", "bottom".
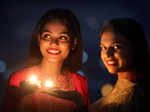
{"left": 25, "top": 8, "right": 83, "bottom": 73}
{"left": 100, "top": 17, "right": 149, "bottom": 81}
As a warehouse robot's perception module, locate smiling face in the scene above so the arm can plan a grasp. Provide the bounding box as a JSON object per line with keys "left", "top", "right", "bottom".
{"left": 39, "top": 21, "right": 72, "bottom": 64}
{"left": 100, "top": 31, "right": 134, "bottom": 74}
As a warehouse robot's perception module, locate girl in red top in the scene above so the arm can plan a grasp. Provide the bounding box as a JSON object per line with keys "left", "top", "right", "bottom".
{"left": 3, "top": 8, "right": 89, "bottom": 112}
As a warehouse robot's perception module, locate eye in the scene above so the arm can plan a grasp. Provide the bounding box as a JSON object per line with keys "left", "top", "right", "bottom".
{"left": 100, "top": 45, "right": 107, "bottom": 51}
{"left": 41, "top": 33, "right": 51, "bottom": 40}
{"left": 43, "top": 34, "right": 50, "bottom": 38}
{"left": 59, "top": 36, "right": 70, "bottom": 41}
{"left": 114, "top": 46, "right": 118, "bottom": 49}
{"left": 113, "top": 45, "right": 121, "bottom": 50}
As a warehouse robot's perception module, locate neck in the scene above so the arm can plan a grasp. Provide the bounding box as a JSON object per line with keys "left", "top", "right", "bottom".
{"left": 118, "top": 71, "right": 137, "bottom": 82}
{"left": 38, "top": 58, "right": 63, "bottom": 82}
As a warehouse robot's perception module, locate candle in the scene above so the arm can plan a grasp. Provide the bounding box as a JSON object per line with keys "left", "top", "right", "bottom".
{"left": 28, "top": 75, "right": 54, "bottom": 88}
{"left": 28, "top": 75, "right": 41, "bottom": 88}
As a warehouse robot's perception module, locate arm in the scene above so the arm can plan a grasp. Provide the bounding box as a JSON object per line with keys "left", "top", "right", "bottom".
{"left": 73, "top": 73, "right": 90, "bottom": 106}
{"left": 2, "top": 71, "right": 38, "bottom": 112}
{"left": 81, "top": 77, "right": 90, "bottom": 106}
{"left": 2, "top": 74, "right": 23, "bottom": 112}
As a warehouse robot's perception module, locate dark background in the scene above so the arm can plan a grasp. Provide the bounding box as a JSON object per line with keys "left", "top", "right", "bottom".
{"left": 0, "top": 0, "right": 149, "bottom": 105}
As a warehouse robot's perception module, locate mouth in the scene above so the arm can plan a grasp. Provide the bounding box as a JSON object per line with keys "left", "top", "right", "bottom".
{"left": 47, "top": 48, "right": 61, "bottom": 55}
{"left": 105, "top": 59, "right": 117, "bottom": 66}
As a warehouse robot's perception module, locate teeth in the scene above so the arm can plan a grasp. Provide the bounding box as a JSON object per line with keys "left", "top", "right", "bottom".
{"left": 48, "top": 50, "right": 59, "bottom": 53}
{"left": 108, "top": 61, "right": 115, "bottom": 64}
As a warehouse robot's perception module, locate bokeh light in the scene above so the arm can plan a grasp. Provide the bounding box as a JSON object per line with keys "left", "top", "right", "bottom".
{"left": 0, "top": 60, "right": 6, "bottom": 72}
{"left": 82, "top": 51, "right": 88, "bottom": 64}
{"left": 101, "top": 83, "right": 113, "bottom": 96}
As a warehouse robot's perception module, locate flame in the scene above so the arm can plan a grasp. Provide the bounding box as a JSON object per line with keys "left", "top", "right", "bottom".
{"left": 45, "top": 80, "right": 53, "bottom": 88}
{"left": 28, "top": 75, "right": 41, "bottom": 88}
{"left": 29, "top": 75, "right": 38, "bottom": 84}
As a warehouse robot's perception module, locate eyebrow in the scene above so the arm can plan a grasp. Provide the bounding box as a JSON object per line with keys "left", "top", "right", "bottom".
{"left": 41, "top": 29, "right": 71, "bottom": 35}
{"left": 112, "top": 40, "right": 127, "bottom": 45}
{"left": 100, "top": 41, "right": 126, "bottom": 46}
{"left": 112, "top": 41, "right": 123, "bottom": 44}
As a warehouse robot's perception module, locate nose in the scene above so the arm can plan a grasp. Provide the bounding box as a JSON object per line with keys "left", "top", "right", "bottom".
{"left": 106, "top": 47, "right": 114, "bottom": 57}
{"left": 49, "top": 38, "right": 59, "bottom": 45}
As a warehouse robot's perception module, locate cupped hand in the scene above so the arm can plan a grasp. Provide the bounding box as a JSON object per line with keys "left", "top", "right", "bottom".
{"left": 19, "top": 80, "right": 40, "bottom": 96}
{"left": 41, "top": 88, "right": 85, "bottom": 105}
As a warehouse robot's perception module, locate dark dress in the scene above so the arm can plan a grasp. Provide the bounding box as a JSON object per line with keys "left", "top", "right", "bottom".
{"left": 89, "top": 78, "right": 144, "bottom": 112}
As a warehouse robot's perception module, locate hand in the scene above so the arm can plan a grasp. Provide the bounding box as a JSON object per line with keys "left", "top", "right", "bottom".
{"left": 19, "top": 80, "right": 39, "bottom": 96}
{"left": 41, "top": 89, "right": 85, "bottom": 106}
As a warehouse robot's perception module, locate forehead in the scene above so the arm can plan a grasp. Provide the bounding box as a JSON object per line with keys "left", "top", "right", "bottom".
{"left": 43, "top": 21, "right": 68, "bottom": 32}
{"left": 100, "top": 31, "right": 130, "bottom": 45}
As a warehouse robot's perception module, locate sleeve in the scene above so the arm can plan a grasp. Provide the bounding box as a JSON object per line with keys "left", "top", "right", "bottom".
{"left": 82, "top": 77, "right": 90, "bottom": 106}
{"left": 73, "top": 73, "right": 90, "bottom": 106}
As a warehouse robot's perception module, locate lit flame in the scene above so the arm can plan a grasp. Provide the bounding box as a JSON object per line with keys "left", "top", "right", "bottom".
{"left": 28, "top": 75, "right": 41, "bottom": 88}
{"left": 45, "top": 80, "right": 53, "bottom": 88}
{"left": 29, "top": 75, "right": 38, "bottom": 84}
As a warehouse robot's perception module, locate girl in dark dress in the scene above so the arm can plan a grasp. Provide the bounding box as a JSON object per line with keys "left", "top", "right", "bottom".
{"left": 89, "top": 18, "right": 146, "bottom": 112}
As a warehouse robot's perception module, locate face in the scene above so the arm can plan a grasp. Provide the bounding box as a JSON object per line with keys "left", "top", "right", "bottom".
{"left": 100, "top": 31, "right": 134, "bottom": 74}
{"left": 39, "top": 21, "right": 73, "bottom": 63}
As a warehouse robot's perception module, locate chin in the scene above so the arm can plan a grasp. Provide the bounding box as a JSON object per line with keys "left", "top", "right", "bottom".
{"left": 107, "top": 69, "right": 118, "bottom": 75}
{"left": 105, "top": 65, "right": 118, "bottom": 74}
{"left": 109, "top": 72, "right": 117, "bottom": 75}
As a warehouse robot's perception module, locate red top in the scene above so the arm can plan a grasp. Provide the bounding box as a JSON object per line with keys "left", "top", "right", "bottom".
{"left": 2, "top": 68, "right": 90, "bottom": 112}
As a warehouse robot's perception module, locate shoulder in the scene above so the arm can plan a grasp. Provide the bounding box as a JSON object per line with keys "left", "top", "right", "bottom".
{"left": 71, "top": 72, "right": 90, "bottom": 105}
{"left": 9, "top": 66, "right": 37, "bottom": 87}
{"left": 71, "top": 72, "right": 88, "bottom": 81}
{"left": 71, "top": 72, "right": 88, "bottom": 91}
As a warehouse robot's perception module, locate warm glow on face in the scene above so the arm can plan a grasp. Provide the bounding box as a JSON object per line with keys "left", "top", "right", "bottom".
{"left": 45, "top": 80, "right": 53, "bottom": 88}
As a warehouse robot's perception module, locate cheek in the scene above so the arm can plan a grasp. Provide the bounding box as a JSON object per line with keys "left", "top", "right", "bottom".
{"left": 39, "top": 43, "right": 47, "bottom": 55}
{"left": 100, "top": 52, "right": 106, "bottom": 63}
{"left": 101, "top": 53, "right": 104, "bottom": 60}
{"left": 101, "top": 50, "right": 106, "bottom": 59}
{"left": 61, "top": 44, "right": 71, "bottom": 55}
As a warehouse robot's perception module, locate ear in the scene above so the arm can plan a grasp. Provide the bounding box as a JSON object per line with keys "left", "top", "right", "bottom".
{"left": 72, "top": 38, "right": 77, "bottom": 51}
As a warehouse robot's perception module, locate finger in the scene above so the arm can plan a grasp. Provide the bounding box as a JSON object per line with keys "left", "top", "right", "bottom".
{"left": 20, "top": 80, "right": 27, "bottom": 87}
